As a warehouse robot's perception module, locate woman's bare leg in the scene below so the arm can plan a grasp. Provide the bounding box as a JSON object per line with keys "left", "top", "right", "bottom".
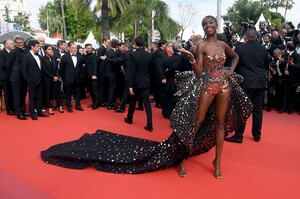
{"left": 179, "top": 92, "right": 215, "bottom": 177}
{"left": 212, "top": 90, "right": 230, "bottom": 179}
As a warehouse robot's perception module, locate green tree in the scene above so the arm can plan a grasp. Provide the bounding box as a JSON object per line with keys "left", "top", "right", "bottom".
{"left": 13, "top": 12, "right": 33, "bottom": 33}
{"left": 223, "top": 0, "right": 284, "bottom": 36}
{"left": 3, "top": 6, "right": 12, "bottom": 23}
{"left": 282, "top": 0, "right": 295, "bottom": 19}
{"left": 155, "top": 16, "right": 180, "bottom": 40}
{"left": 64, "top": 0, "right": 96, "bottom": 41}
{"left": 38, "top": 2, "right": 62, "bottom": 36}
{"left": 114, "top": 0, "right": 170, "bottom": 45}
{"left": 94, "top": 0, "right": 130, "bottom": 38}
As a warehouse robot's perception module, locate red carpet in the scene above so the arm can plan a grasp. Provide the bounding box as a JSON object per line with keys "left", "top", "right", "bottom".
{"left": 0, "top": 99, "right": 299, "bottom": 199}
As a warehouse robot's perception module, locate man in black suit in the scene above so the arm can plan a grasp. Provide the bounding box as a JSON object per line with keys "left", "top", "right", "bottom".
{"left": 21, "top": 39, "right": 50, "bottom": 120}
{"left": 152, "top": 39, "right": 167, "bottom": 108}
{"left": 97, "top": 37, "right": 110, "bottom": 106}
{"left": 0, "top": 39, "right": 15, "bottom": 115}
{"left": 115, "top": 43, "right": 134, "bottom": 113}
{"left": 60, "top": 43, "right": 84, "bottom": 112}
{"left": 53, "top": 40, "right": 68, "bottom": 64}
{"left": 9, "top": 36, "right": 29, "bottom": 120}
{"left": 156, "top": 41, "right": 172, "bottom": 118}
{"left": 100, "top": 39, "right": 120, "bottom": 109}
{"left": 279, "top": 42, "right": 300, "bottom": 114}
{"left": 124, "top": 36, "right": 153, "bottom": 132}
{"left": 162, "top": 42, "right": 184, "bottom": 118}
{"left": 84, "top": 43, "right": 99, "bottom": 110}
{"left": 225, "top": 28, "right": 269, "bottom": 143}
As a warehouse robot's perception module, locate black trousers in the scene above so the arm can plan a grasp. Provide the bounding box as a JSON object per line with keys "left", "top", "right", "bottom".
{"left": 65, "top": 82, "right": 81, "bottom": 107}
{"left": 105, "top": 76, "right": 116, "bottom": 107}
{"left": 28, "top": 81, "right": 44, "bottom": 115}
{"left": 160, "top": 80, "right": 176, "bottom": 118}
{"left": 11, "top": 81, "right": 27, "bottom": 115}
{"left": 1, "top": 80, "right": 15, "bottom": 112}
{"left": 88, "top": 78, "right": 99, "bottom": 105}
{"left": 120, "top": 82, "right": 130, "bottom": 110}
{"left": 97, "top": 73, "right": 105, "bottom": 104}
{"left": 236, "top": 88, "right": 265, "bottom": 139}
{"left": 45, "top": 79, "right": 62, "bottom": 108}
{"left": 127, "top": 88, "right": 152, "bottom": 126}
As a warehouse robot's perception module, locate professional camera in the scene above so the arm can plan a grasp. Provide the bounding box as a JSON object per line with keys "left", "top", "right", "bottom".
{"left": 240, "top": 19, "right": 250, "bottom": 29}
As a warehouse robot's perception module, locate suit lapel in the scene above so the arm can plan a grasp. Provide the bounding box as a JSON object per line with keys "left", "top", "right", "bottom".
{"left": 30, "top": 53, "right": 41, "bottom": 70}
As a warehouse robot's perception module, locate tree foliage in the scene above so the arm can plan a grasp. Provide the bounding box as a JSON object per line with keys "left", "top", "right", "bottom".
{"left": 223, "top": 0, "right": 286, "bottom": 36}
{"left": 38, "top": 2, "right": 62, "bottom": 34}
{"left": 3, "top": 6, "right": 12, "bottom": 23}
{"left": 13, "top": 12, "right": 33, "bottom": 33}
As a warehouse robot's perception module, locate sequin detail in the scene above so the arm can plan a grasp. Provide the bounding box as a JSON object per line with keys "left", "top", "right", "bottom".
{"left": 202, "top": 53, "right": 229, "bottom": 95}
{"left": 41, "top": 70, "right": 253, "bottom": 174}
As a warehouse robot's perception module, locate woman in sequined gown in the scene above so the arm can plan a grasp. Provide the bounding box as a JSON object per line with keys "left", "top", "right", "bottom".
{"left": 41, "top": 16, "right": 252, "bottom": 178}
{"left": 178, "top": 15, "right": 239, "bottom": 178}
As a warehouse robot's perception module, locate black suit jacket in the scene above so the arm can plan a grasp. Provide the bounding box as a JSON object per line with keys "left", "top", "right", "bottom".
{"left": 42, "top": 56, "right": 59, "bottom": 80}
{"left": 21, "top": 52, "right": 44, "bottom": 85}
{"left": 127, "top": 48, "right": 152, "bottom": 89}
{"left": 9, "top": 47, "right": 27, "bottom": 82}
{"left": 155, "top": 50, "right": 169, "bottom": 81}
{"left": 97, "top": 44, "right": 107, "bottom": 74}
{"left": 60, "top": 52, "right": 83, "bottom": 84}
{"left": 83, "top": 53, "right": 98, "bottom": 79}
{"left": 103, "top": 48, "right": 120, "bottom": 78}
{"left": 235, "top": 40, "right": 269, "bottom": 89}
{"left": 165, "top": 53, "right": 183, "bottom": 78}
{"left": 0, "top": 49, "right": 12, "bottom": 81}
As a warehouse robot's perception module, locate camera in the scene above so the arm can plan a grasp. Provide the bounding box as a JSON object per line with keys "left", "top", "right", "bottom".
{"left": 240, "top": 19, "right": 250, "bottom": 28}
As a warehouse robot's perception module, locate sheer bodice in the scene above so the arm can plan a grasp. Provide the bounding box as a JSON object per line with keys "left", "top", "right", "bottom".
{"left": 202, "top": 53, "right": 229, "bottom": 95}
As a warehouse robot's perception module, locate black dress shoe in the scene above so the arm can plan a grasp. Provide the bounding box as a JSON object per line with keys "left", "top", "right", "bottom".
{"left": 254, "top": 136, "right": 261, "bottom": 142}
{"left": 31, "top": 114, "right": 38, "bottom": 120}
{"left": 7, "top": 110, "right": 16, "bottom": 115}
{"left": 91, "top": 105, "right": 100, "bottom": 110}
{"left": 115, "top": 108, "right": 125, "bottom": 113}
{"left": 24, "top": 112, "right": 30, "bottom": 117}
{"left": 17, "top": 114, "right": 27, "bottom": 120}
{"left": 37, "top": 112, "right": 49, "bottom": 117}
{"left": 107, "top": 106, "right": 114, "bottom": 110}
{"left": 76, "top": 106, "right": 84, "bottom": 111}
{"left": 144, "top": 126, "right": 153, "bottom": 132}
{"left": 124, "top": 117, "right": 132, "bottom": 124}
{"left": 163, "top": 115, "right": 170, "bottom": 119}
{"left": 67, "top": 106, "right": 73, "bottom": 113}
{"left": 87, "top": 104, "right": 94, "bottom": 108}
{"left": 288, "top": 110, "right": 293, "bottom": 115}
{"left": 224, "top": 136, "right": 243, "bottom": 143}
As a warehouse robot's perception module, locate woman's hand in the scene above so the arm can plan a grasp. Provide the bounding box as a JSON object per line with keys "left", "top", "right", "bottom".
{"left": 178, "top": 48, "right": 195, "bottom": 61}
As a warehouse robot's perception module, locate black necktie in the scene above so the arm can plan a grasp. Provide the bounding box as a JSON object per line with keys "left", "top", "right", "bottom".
{"left": 40, "top": 49, "right": 44, "bottom": 56}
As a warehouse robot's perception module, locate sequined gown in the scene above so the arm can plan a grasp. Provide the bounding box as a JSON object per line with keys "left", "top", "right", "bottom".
{"left": 41, "top": 54, "right": 252, "bottom": 174}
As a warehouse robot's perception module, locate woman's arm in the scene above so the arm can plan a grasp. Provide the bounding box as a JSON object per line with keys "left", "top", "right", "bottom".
{"left": 223, "top": 41, "right": 239, "bottom": 75}
{"left": 179, "top": 42, "right": 205, "bottom": 77}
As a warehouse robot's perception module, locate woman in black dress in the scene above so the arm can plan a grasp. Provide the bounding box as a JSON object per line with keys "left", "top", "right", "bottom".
{"left": 41, "top": 17, "right": 252, "bottom": 179}
{"left": 42, "top": 45, "right": 63, "bottom": 114}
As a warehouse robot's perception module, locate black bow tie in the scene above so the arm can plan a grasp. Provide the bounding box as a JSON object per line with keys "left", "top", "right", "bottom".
{"left": 71, "top": 54, "right": 76, "bottom": 57}
{"left": 34, "top": 53, "right": 39, "bottom": 56}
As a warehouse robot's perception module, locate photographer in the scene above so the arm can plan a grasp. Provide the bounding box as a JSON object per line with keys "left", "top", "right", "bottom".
{"left": 222, "top": 23, "right": 232, "bottom": 43}
{"left": 266, "top": 48, "right": 285, "bottom": 111}
{"left": 257, "top": 22, "right": 268, "bottom": 44}
{"left": 228, "top": 33, "right": 242, "bottom": 50}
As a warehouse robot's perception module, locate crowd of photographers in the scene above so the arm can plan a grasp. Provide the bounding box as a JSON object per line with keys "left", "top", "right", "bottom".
{"left": 217, "top": 20, "right": 300, "bottom": 114}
